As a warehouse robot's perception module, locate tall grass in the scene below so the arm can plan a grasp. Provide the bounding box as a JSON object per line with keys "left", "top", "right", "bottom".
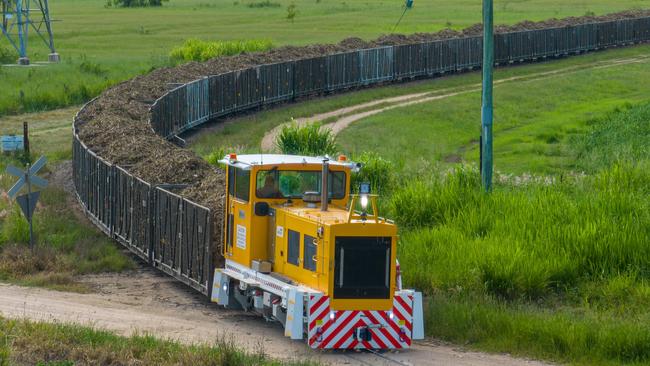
{"left": 275, "top": 121, "right": 338, "bottom": 156}
{"left": 169, "top": 39, "right": 274, "bottom": 63}
{"left": 0, "top": 155, "right": 133, "bottom": 291}
{"left": 395, "top": 163, "right": 650, "bottom": 300}
{"left": 389, "top": 103, "right": 650, "bottom": 365}
{"left": 572, "top": 102, "right": 650, "bottom": 171}
{"left": 0, "top": 316, "right": 316, "bottom": 366}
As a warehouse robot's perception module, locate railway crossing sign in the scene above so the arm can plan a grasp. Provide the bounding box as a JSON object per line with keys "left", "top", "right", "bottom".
{"left": 6, "top": 156, "right": 48, "bottom": 250}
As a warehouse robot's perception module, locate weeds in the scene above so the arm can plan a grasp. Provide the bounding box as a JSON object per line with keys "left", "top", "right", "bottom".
{"left": 0, "top": 154, "right": 133, "bottom": 290}
{"left": 0, "top": 317, "right": 317, "bottom": 366}
{"left": 169, "top": 39, "right": 274, "bottom": 63}
{"left": 275, "top": 121, "right": 338, "bottom": 156}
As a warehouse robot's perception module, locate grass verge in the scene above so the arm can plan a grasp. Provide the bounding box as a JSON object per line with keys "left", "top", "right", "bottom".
{"left": 0, "top": 110, "right": 133, "bottom": 292}
{"left": 0, "top": 316, "right": 316, "bottom": 366}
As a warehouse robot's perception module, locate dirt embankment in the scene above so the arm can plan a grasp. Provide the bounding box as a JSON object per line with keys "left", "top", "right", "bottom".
{"left": 75, "top": 9, "right": 650, "bottom": 234}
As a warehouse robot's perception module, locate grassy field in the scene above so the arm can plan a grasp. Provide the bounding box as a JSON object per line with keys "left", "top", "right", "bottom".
{"left": 391, "top": 103, "right": 650, "bottom": 365}
{"left": 0, "top": 108, "right": 133, "bottom": 292}
{"left": 336, "top": 53, "right": 650, "bottom": 175}
{"left": 2, "top": 0, "right": 649, "bottom": 116}
{"left": 0, "top": 316, "right": 315, "bottom": 366}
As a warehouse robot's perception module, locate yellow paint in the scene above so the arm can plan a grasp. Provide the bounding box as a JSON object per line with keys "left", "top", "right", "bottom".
{"left": 223, "top": 158, "right": 398, "bottom": 311}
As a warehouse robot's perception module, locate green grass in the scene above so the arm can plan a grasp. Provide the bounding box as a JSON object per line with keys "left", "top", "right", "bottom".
{"left": 337, "top": 48, "right": 650, "bottom": 175}
{"left": 385, "top": 103, "right": 650, "bottom": 365}
{"left": 1, "top": 0, "right": 648, "bottom": 116}
{"left": 0, "top": 109, "right": 133, "bottom": 292}
{"left": 170, "top": 38, "right": 274, "bottom": 63}
{"left": 0, "top": 316, "right": 316, "bottom": 366}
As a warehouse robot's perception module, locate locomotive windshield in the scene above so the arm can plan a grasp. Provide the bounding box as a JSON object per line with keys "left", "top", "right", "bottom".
{"left": 333, "top": 236, "right": 391, "bottom": 299}
{"left": 256, "top": 169, "right": 346, "bottom": 199}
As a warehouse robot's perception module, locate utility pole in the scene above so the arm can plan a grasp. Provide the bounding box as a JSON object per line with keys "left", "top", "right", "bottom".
{"left": 481, "top": 0, "right": 494, "bottom": 191}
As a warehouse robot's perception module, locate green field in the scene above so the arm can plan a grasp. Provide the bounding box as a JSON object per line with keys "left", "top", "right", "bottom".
{"left": 2, "top": 0, "right": 649, "bottom": 116}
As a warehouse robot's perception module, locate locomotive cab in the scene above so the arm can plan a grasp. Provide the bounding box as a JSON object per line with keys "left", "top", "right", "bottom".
{"left": 212, "top": 153, "right": 424, "bottom": 349}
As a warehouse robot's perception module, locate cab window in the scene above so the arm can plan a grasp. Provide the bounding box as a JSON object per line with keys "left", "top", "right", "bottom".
{"left": 228, "top": 166, "right": 250, "bottom": 202}
{"left": 256, "top": 169, "right": 346, "bottom": 199}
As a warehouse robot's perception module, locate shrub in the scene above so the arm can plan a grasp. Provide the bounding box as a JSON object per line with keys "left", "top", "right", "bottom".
{"left": 350, "top": 151, "right": 395, "bottom": 194}
{"left": 247, "top": 0, "right": 280, "bottom": 8}
{"left": 275, "top": 121, "right": 338, "bottom": 156}
{"left": 286, "top": 3, "right": 297, "bottom": 22}
{"left": 0, "top": 45, "right": 17, "bottom": 64}
{"left": 169, "top": 39, "right": 274, "bottom": 63}
{"left": 108, "top": 0, "right": 168, "bottom": 7}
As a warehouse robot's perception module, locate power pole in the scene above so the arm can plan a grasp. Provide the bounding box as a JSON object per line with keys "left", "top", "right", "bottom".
{"left": 1, "top": 0, "right": 59, "bottom": 65}
{"left": 481, "top": 0, "right": 494, "bottom": 191}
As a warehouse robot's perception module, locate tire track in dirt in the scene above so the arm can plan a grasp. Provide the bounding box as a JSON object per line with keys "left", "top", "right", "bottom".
{"left": 260, "top": 55, "right": 650, "bottom": 152}
{"left": 0, "top": 268, "right": 553, "bottom": 366}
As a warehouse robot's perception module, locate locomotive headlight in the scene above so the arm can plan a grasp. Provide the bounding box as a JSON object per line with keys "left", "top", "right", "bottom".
{"left": 329, "top": 312, "right": 335, "bottom": 320}
{"left": 223, "top": 283, "right": 228, "bottom": 292}
{"left": 389, "top": 311, "right": 394, "bottom": 320}
{"left": 360, "top": 195, "right": 369, "bottom": 210}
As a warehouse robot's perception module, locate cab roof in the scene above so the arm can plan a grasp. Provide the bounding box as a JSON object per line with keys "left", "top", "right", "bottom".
{"left": 220, "top": 154, "right": 353, "bottom": 170}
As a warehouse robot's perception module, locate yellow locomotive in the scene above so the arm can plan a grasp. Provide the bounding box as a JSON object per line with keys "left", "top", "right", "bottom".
{"left": 211, "top": 154, "right": 423, "bottom": 349}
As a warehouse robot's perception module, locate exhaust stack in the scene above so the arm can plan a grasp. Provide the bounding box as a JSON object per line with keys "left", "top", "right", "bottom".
{"left": 321, "top": 158, "right": 329, "bottom": 211}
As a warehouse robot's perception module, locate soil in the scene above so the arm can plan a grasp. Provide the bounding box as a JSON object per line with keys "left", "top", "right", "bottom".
{"left": 0, "top": 268, "right": 555, "bottom": 366}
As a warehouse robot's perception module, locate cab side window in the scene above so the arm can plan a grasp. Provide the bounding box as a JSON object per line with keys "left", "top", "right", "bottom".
{"left": 229, "top": 166, "right": 250, "bottom": 202}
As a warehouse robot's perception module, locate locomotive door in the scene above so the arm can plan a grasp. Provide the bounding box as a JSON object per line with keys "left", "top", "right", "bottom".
{"left": 226, "top": 166, "right": 251, "bottom": 260}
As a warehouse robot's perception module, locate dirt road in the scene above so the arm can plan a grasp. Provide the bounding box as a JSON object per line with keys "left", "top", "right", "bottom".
{"left": 259, "top": 55, "right": 650, "bottom": 152}
{"left": 0, "top": 266, "right": 551, "bottom": 366}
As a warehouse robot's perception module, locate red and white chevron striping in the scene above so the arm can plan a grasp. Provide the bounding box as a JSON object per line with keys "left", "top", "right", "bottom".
{"left": 307, "top": 292, "right": 414, "bottom": 349}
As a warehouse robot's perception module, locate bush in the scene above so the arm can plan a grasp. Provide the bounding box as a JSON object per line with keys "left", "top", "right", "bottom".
{"left": 350, "top": 151, "right": 395, "bottom": 194}
{"left": 108, "top": 0, "right": 168, "bottom": 7}
{"left": 0, "top": 45, "right": 17, "bottom": 64}
{"left": 275, "top": 121, "right": 338, "bottom": 156}
{"left": 247, "top": 0, "right": 280, "bottom": 8}
{"left": 169, "top": 39, "right": 274, "bottom": 63}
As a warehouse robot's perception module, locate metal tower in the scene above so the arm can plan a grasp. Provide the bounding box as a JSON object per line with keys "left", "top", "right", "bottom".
{"left": 1, "top": 0, "right": 59, "bottom": 65}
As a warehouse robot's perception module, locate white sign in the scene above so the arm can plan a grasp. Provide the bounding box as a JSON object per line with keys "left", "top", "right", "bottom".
{"left": 276, "top": 226, "right": 284, "bottom": 238}
{"left": 236, "top": 225, "right": 247, "bottom": 250}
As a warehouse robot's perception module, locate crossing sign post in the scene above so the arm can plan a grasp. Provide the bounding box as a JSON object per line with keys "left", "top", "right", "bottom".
{"left": 6, "top": 156, "right": 48, "bottom": 250}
